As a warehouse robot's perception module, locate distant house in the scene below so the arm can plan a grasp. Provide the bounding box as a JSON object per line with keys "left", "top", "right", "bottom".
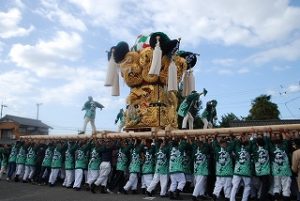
{"left": 0, "top": 115, "right": 52, "bottom": 144}
{"left": 229, "top": 119, "right": 300, "bottom": 127}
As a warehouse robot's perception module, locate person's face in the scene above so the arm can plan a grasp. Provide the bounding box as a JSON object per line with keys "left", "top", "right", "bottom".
{"left": 88, "top": 96, "right": 93, "bottom": 101}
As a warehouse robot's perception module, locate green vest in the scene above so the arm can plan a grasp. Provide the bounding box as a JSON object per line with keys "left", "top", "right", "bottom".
{"left": 64, "top": 143, "right": 77, "bottom": 170}
{"left": 75, "top": 143, "right": 91, "bottom": 169}
{"left": 8, "top": 144, "right": 18, "bottom": 163}
{"left": 253, "top": 144, "right": 271, "bottom": 176}
{"left": 42, "top": 147, "right": 53, "bottom": 167}
{"left": 169, "top": 141, "right": 187, "bottom": 173}
{"left": 233, "top": 143, "right": 252, "bottom": 177}
{"left": 212, "top": 140, "right": 234, "bottom": 176}
{"left": 116, "top": 146, "right": 130, "bottom": 172}
{"left": 129, "top": 145, "right": 143, "bottom": 173}
{"left": 142, "top": 146, "right": 155, "bottom": 174}
{"left": 16, "top": 146, "right": 26, "bottom": 164}
{"left": 51, "top": 147, "right": 63, "bottom": 168}
{"left": 270, "top": 141, "right": 292, "bottom": 176}
{"left": 88, "top": 147, "right": 102, "bottom": 170}
{"left": 25, "top": 146, "right": 37, "bottom": 166}
{"left": 193, "top": 143, "right": 209, "bottom": 176}
{"left": 154, "top": 145, "right": 169, "bottom": 174}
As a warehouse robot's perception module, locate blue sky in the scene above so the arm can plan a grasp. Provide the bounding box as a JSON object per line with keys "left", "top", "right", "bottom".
{"left": 0, "top": 0, "right": 299, "bottom": 135}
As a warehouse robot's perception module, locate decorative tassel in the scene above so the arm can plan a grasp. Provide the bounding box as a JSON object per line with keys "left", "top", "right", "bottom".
{"left": 182, "top": 71, "right": 189, "bottom": 96}
{"left": 111, "top": 64, "right": 120, "bottom": 96}
{"left": 167, "top": 60, "right": 178, "bottom": 91}
{"left": 188, "top": 70, "right": 195, "bottom": 93}
{"left": 148, "top": 36, "right": 162, "bottom": 75}
{"left": 104, "top": 49, "right": 117, "bottom": 86}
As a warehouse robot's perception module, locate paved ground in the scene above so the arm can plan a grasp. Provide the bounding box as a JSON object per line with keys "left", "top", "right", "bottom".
{"left": 0, "top": 180, "right": 193, "bottom": 201}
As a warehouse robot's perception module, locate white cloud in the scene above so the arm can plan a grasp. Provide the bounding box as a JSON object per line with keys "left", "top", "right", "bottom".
{"left": 273, "top": 65, "right": 291, "bottom": 72}
{"left": 248, "top": 39, "right": 300, "bottom": 64}
{"left": 0, "top": 8, "right": 34, "bottom": 38}
{"left": 68, "top": 0, "right": 300, "bottom": 47}
{"left": 237, "top": 68, "right": 250, "bottom": 74}
{"left": 37, "top": 0, "right": 87, "bottom": 32}
{"left": 9, "top": 31, "right": 83, "bottom": 77}
{"left": 212, "top": 58, "right": 236, "bottom": 66}
{"left": 287, "top": 84, "right": 300, "bottom": 93}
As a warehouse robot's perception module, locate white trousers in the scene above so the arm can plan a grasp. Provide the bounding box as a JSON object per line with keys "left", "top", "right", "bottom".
{"left": 63, "top": 170, "right": 74, "bottom": 187}
{"left": 23, "top": 165, "right": 35, "bottom": 181}
{"left": 169, "top": 173, "right": 186, "bottom": 192}
{"left": 213, "top": 176, "right": 232, "bottom": 198}
{"left": 230, "top": 175, "right": 251, "bottom": 201}
{"left": 273, "top": 176, "right": 291, "bottom": 197}
{"left": 16, "top": 164, "right": 25, "bottom": 177}
{"left": 83, "top": 117, "right": 96, "bottom": 134}
{"left": 87, "top": 169, "right": 99, "bottom": 185}
{"left": 193, "top": 175, "right": 207, "bottom": 197}
{"left": 73, "top": 169, "right": 84, "bottom": 188}
{"left": 182, "top": 112, "right": 194, "bottom": 129}
{"left": 147, "top": 173, "right": 169, "bottom": 196}
{"left": 0, "top": 165, "right": 7, "bottom": 179}
{"left": 124, "top": 173, "right": 138, "bottom": 191}
{"left": 141, "top": 174, "right": 153, "bottom": 188}
{"left": 202, "top": 118, "right": 213, "bottom": 129}
{"left": 94, "top": 162, "right": 111, "bottom": 186}
{"left": 49, "top": 168, "right": 60, "bottom": 185}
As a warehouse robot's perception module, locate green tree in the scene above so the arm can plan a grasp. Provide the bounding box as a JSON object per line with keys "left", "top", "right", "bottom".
{"left": 219, "top": 113, "right": 240, "bottom": 128}
{"left": 246, "top": 94, "right": 280, "bottom": 120}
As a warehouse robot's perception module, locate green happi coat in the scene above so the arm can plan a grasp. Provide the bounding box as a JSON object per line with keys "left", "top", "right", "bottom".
{"left": 75, "top": 142, "right": 91, "bottom": 169}
{"left": 51, "top": 145, "right": 64, "bottom": 169}
{"left": 8, "top": 143, "right": 19, "bottom": 163}
{"left": 252, "top": 138, "right": 271, "bottom": 176}
{"left": 129, "top": 144, "right": 143, "bottom": 173}
{"left": 142, "top": 145, "right": 156, "bottom": 174}
{"left": 183, "top": 143, "right": 193, "bottom": 174}
{"left": 0, "top": 147, "right": 9, "bottom": 168}
{"left": 116, "top": 144, "right": 131, "bottom": 172}
{"left": 16, "top": 146, "right": 27, "bottom": 164}
{"left": 212, "top": 139, "right": 235, "bottom": 177}
{"left": 233, "top": 141, "right": 252, "bottom": 177}
{"left": 169, "top": 140, "right": 188, "bottom": 174}
{"left": 65, "top": 142, "right": 78, "bottom": 170}
{"left": 270, "top": 140, "right": 292, "bottom": 176}
{"left": 193, "top": 142, "right": 209, "bottom": 176}
{"left": 178, "top": 92, "right": 200, "bottom": 117}
{"left": 42, "top": 146, "right": 53, "bottom": 167}
{"left": 88, "top": 146, "right": 103, "bottom": 170}
{"left": 154, "top": 144, "right": 170, "bottom": 174}
{"left": 25, "top": 146, "right": 38, "bottom": 166}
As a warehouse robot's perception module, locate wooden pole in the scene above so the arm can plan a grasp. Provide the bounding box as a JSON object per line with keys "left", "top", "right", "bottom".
{"left": 20, "top": 124, "right": 300, "bottom": 141}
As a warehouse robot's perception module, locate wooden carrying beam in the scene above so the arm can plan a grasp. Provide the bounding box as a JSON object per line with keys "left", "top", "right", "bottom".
{"left": 19, "top": 124, "right": 300, "bottom": 140}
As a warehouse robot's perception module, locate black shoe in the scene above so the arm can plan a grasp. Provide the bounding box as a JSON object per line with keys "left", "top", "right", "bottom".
{"left": 22, "top": 180, "right": 28, "bottom": 183}
{"left": 142, "top": 188, "right": 146, "bottom": 195}
{"left": 132, "top": 190, "right": 138, "bottom": 194}
{"left": 91, "top": 183, "right": 96, "bottom": 194}
{"left": 161, "top": 194, "right": 168, "bottom": 198}
{"left": 49, "top": 183, "right": 55, "bottom": 187}
{"left": 100, "top": 186, "right": 108, "bottom": 194}
{"left": 212, "top": 194, "right": 217, "bottom": 201}
{"left": 199, "top": 195, "right": 210, "bottom": 200}
{"left": 74, "top": 187, "right": 81, "bottom": 191}
{"left": 283, "top": 196, "right": 290, "bottom": 201}
{"left": 14, "top": 176, "right": 19, "bottom": 182}
{"left": 146, "top": 190, "right": 152, "bottom": 197}
{"left": 78, "top": 131, "right": 85, "bottom": 135}
{"left": 224, "top": 198, "right": 229, "bottom": 201}
{"left": 175, "top": 189, "right": 183, "bottom": 200}
{"left": 170, "top": 191, "right": 175, "bottom": 200}
{"left": 192, "top": 196, "right": 198, "bottom": 201}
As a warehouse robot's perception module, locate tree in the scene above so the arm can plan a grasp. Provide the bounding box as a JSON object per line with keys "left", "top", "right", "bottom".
{"left": 246, "top": 94, "right": 280, "bottom": 120}
{"left": 219, "top": 113, "right": 240, "bottom": 128}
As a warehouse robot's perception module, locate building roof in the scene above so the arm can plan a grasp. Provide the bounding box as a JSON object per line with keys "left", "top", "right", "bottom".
{"left": 0, "top": 115, "right": 52, "bottom": 129}
{"left": 229, "top": 119, "right": 300, "bottom": 127}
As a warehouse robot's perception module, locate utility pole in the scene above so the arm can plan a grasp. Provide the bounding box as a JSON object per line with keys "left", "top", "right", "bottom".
{"left": 36, "top": 103, "right": 43, "bottom": 120}
{"left": 1, "top": 103, "right": 7, "bottom": 118}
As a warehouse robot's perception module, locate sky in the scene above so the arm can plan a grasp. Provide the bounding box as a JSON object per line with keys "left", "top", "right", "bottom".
{"left": 0, "top": 0, "right": 300, "bottom": 135}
